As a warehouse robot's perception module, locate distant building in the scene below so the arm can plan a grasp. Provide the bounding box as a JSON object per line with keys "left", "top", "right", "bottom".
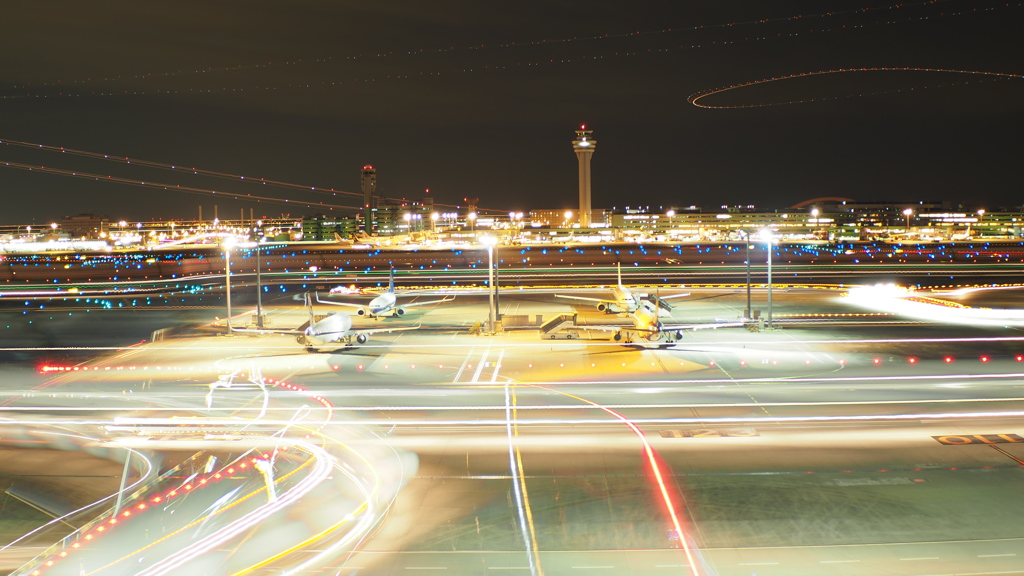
{"left": 61, "top": 213, "right": 109, "bottom": 239}
{"left": 530, "top": 209, "right": 608, "bottom": 228}
{"left": 373, "top": 198, "right": 434, "bottom": 237}
{"left": 301, "top": 214, "right": 359, "bottom": 241}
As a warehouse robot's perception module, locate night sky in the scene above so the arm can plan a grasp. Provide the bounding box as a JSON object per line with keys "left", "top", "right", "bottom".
{"left": 1, "top": 0, "right": 1021, "bottom": 224}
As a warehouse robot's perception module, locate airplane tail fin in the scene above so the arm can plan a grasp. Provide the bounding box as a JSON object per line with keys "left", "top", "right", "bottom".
{"left": 304, "top": 292, "right": 315, "bottom": 327}
{"left": 389, "top": 266, "right": 395, "bottom": 293}
{"left": 655, "top": 287, "right": 659, "bottom": 324}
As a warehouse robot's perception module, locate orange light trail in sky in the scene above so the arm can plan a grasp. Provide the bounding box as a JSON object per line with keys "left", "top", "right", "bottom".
{"left": 0, "top": 159, "right": 361, "bottom": 211}
{"left": 0, "top": 137, "right": 490, "bottom": 213}
{"left": 689, "top": 67, "right": 1024, "bottom": 109}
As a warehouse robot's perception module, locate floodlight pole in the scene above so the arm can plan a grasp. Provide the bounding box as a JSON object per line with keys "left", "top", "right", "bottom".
{"left": 493, "top": 245, "right": 500, "bottom": 319}
{"left": 743, "top": 231, "right": 752, "bottom": 320}
{"left": 487, "top": 244, "right": 495, "bottom": 334}
{"left": 224, "top": 246, "right": 233, "bottom": 333}
{"left": 255, "top": 243, "right": 264, "bottom": 327}
{"left": 765, "top": 233, "right": 773, "bottom": 329}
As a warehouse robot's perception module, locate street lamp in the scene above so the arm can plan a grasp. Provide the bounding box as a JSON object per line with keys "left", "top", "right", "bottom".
{"left": 254, "top": 220, "right": 265, "bottom": 327}
{"left": 222, "top": 236, "right": 236, "bottom": 334}
{"left": 759, "top": 228, "right": 774, "bottom": 330}
{"left": 977, "top": 209, "right": 986, "bottom": 238}
{"left": 739, "top": 230, "right": 753, "bottom": 320}
{"left": 666, "top": 209, "right": 675, "bottom": 238}
{"left": 468, "top": 212, "right": 477, "bottom": 236}
{"left": 480, "top": 235, "right": 497, "bottom": 333}
{"left": 431, "top": 212, "right": 439, "bottom": 237}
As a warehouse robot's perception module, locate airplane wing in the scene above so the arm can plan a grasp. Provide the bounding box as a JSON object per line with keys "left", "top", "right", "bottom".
{"left": 554, "top": 294, "right": 614, "bottom": 305}
{"left": 660, "top": 321, "right": 744, "bottom": 331}
{"left": 351, "top": 323, "right": 421, "bottom": 336}
{"left": 230, "top": 326, "right": 303, "bottom": 335}
{"left": 397, "top": 295, "right": 455, "bottom": 308}
{"left": 314, "top": 294, "right": 368, "bottom": 309}
{"left": 574, "top": 323, "right": 633, "bottom": 333}
{"left": 659, "top": 292, "right": 691, "bottom": 301}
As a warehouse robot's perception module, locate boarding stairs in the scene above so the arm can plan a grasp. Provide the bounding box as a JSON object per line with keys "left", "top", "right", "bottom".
{"left": 539, "top": 313, "right": 580, "bottom": 340}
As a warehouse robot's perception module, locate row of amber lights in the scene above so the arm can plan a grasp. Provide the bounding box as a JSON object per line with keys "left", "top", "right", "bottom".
{"left": 902, "top": 296, "right": 969, "bottom": 309}
{"left": 254, "top": 374, "right": 334, "bottom": 427}
{"left": 43, "top": 354, "right": 1024, "bottom": 378}
{"left": 36, "top": 367, "right": 334, "bottom": 420}
{"left": 28, "top": 375, "right": 332, "bottom": 576}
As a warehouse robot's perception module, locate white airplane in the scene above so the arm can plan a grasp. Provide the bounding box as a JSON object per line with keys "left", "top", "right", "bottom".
{"left": 555, "top": 262, "right": 689, "bottom": 314}
{"left": 324, "top": 267, "right": 454, "bottom": 318}
{"left": 584, "top": 290, "right": 741, "bottom": 344}
{"left": 236, "top": 293, "right": 419, "bottom": 352}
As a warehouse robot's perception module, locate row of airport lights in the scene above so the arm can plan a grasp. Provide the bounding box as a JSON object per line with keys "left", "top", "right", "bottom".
{"left": 216, "top": 226, "right": 778, "bottom": 337}
{"left": 476, "top": 228, "right": 778, "bottom": 334}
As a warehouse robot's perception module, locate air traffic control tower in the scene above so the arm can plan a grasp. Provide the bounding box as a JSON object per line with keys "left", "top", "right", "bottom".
{"left": 360, "top": 165, "right": 377, "bottom": 232}
{"left": 572, "top": 125, "right": 596, "bottom": 228}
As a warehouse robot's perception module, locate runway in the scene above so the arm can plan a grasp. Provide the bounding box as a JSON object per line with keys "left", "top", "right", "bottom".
{"left": 2, "top": 285, "right": 1024, "bottom": 575}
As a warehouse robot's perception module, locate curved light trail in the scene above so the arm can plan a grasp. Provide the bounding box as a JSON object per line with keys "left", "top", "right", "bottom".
{"left": 528, "top": 384, "right": 703, "bottom": 576}
{"left": 4, "top": 364, "right": 412, "bottom": 576}
{"left": 689, "top": 67, "right": 1024, "bottom": 109}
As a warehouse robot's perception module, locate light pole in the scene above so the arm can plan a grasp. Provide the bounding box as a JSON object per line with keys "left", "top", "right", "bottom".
{"left": 431, "top": 212, "right": 439, "bottom": 238}
{"left": 254, "top": 221, "right": 265, "bottom": 327}
{"left": 666, "top": 209, "right": 675, "bottom": 238}
{"left": 977, "top": 209, "right": 986, "bottom": 238}
{"left": 810, "top": 208, "right": 819, "bottom": 239}
{"left": 223, "top": 237, "right": 236, "bottom": 334}
{"left": 511, "top": 211, "right": 523, "bottom": 241}
{"left": 759, "top": 228, "right": 774, "bottom": 330}
{"left": 468, "top": 212, "right": 477, "bottom": 237}
{"left": 739, "top": 230, "right": 752, "bottom": 320}
{"left": 903, "top": 208, "right": 913, "bottom": 234}
{"left": 481, "top": 235, "right": 497, "bottom": 333}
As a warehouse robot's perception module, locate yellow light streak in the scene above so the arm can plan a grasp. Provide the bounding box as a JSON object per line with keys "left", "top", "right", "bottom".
{"left": 513, "top": 389, "right": 544, "bottom": 576}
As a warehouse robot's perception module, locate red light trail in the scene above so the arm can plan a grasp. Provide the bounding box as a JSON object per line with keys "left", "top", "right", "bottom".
{"left": 0, "top": 138, "right": 496, "bottom": 214}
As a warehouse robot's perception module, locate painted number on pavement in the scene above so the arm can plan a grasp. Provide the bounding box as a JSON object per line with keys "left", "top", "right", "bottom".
{"left": 661, "top": 428, "right": 758, "bottom": 438}
{"left": 933, "top": 434, "right": 1024, "bottom": 445}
